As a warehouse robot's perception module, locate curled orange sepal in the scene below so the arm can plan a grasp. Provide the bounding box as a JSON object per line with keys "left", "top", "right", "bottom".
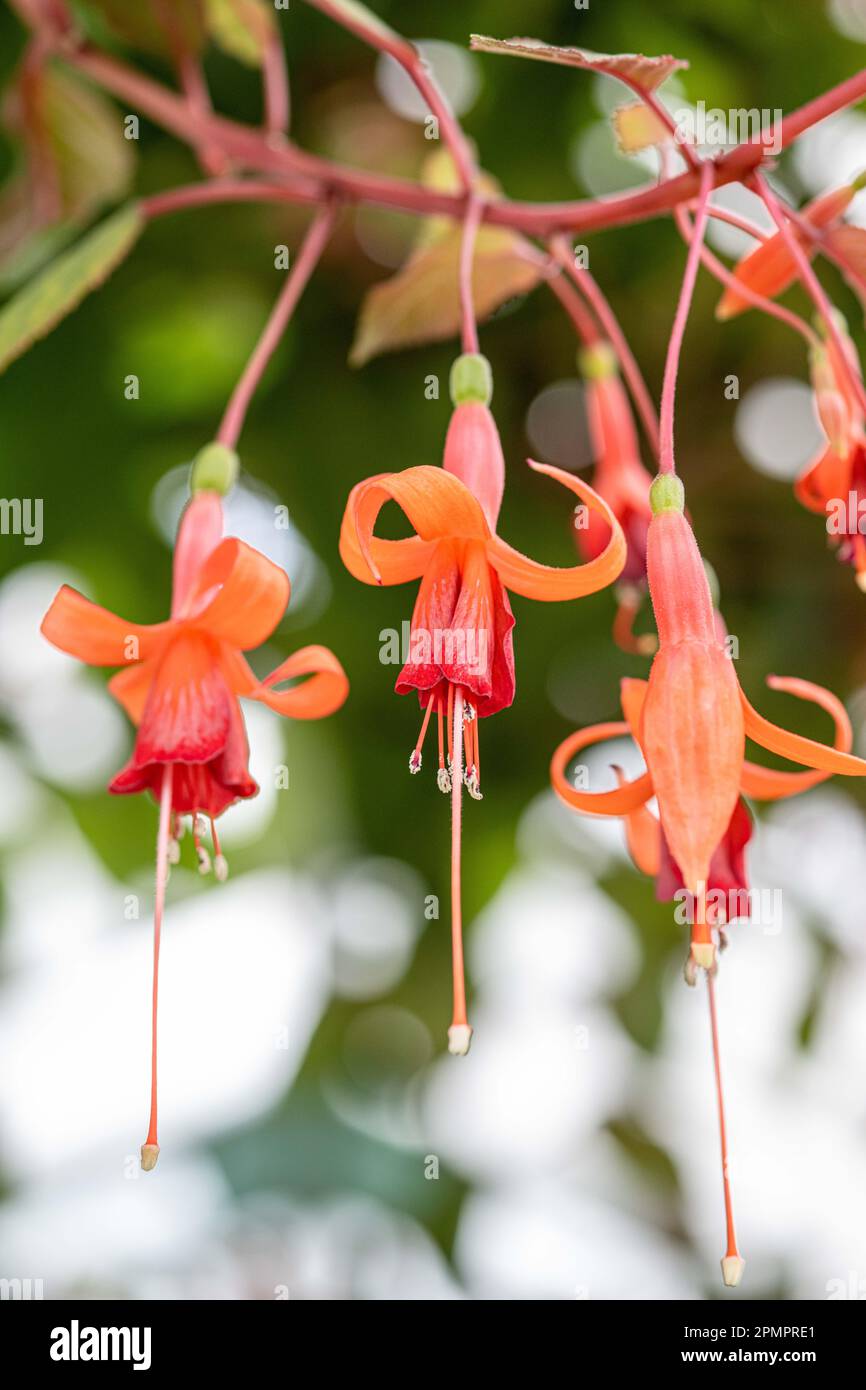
{"left": 486, "top": 460, "right": 627, "bottom": 601}
{"left": 741, "top": 676, "right": 853, "bottom": 800}
{"left": 740, "top": 679, "right": 866, "bottom": 780}
{"left": 339, "top": 466, "right": 486, "bottom": 586}
{"left": 613, "top": 765, "right": 661, "bottom": 874}
{"left": 550, "top": 720, "right": 654, "bottom": 816}
{"left": 225, "top": 645, "right": 349, "bottom": 720}
{"left": 40, "top": 585, "right": 173, "bottom": 666}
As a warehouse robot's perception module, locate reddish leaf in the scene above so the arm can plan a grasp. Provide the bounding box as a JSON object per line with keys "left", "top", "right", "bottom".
{"left": 469, "top": 35, "right": 686, "bottom": 93}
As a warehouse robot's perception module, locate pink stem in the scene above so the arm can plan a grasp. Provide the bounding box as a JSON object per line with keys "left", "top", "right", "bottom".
{"left": 551, "top": 237, "right": 660, "bottom": 456}
{"left": 216, "top": 202, "right": 339, "bottom": 450}
{"left": 658, "top": 161, "right": 714, "bottom": 474}
{"left": 141, "top": 179, "right": 322, "bottom": 220}
{"left": 692, "top": 202, "right": 771, "bottom": 241}
{"left": 754, "top": 171, "right": 866, "bottom": 417}
{"left": 143, "top": 764, "right": 174, "bottom": 1161}
{"left": 177, "top": 51, "right": 229, "bottom": 177}
{"left": 545, "top": 268, "right": 600, "bottom": 346}
{"left": 303, "top": 0, "right": 475, "bottom": 191}
{"left": 262, "top": 25, "right": 290, "bottom": 135}
{"left": 459, "top": 195, "right": 484, "bottom": 354}
{"left": 673, "top": 205, "right": 819, "bottom": 347}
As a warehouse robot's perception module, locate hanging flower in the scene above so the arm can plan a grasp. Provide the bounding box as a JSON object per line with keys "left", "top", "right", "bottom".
{"left": 40, "top": 444, "right": 348, "bottom": 1170}
{"left": 340, "top": 353, "right": 626, "bottom": 1052}
{"left": 795, "top": 316, "right": 866, "bottom": 585}
{"left": 577, "top": 341, "right": 655, "bottom": 653}
{"left": 716, "top": 175, "right": 865, "bottom": 320}
{"left": 551, "top": 473, "right": 866, "bottom": 971}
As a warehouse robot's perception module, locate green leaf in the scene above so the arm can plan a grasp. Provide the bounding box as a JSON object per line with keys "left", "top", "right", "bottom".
{"left": 470, "top": 35, "right": 687, "bottom": 93}
{"left": 0, "top": 202, "right": 143, "bottom": 374}
{"left": 204, "top": 0, "right": 276, "bottom": 66}
{"left": 350, "top": 225, "right": 543, "bottom": 366}
{"left": 0, "top": 63, "right": 135, "bottom": 283}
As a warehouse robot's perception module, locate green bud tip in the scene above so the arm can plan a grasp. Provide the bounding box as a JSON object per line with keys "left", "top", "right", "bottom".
{"left": 190, "top": 442, "right": 239, "bottom": 496}
{"left": 578, "top": 341, "right": 618, "bottom": 381}
{"left": 450, "top": 353, "right": 493, "bottom": 406}
{"left": 649, "top": 473, "right": 685, "bottom": 515}
{"left": 851, "top": 170, "right": 866, "bottom": 193}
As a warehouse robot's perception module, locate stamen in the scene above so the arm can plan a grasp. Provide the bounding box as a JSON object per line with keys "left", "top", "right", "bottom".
{"left": 446, "top": 683, "right": 454, "bottom": 764}
{"left": 211, "top": 817, "right": 228, "bottom": 882}
{"left": 193, "top": 812, "right": 211, "bottom": 875}
{"left": 707, "top": 971, "right": 745, "bottom": 1287}
{"left": 141, "top": 763, "right": 174, "bottom": 1172}
{"left": 448, "top": 686, "right": 473, "bottom": 1057}
{"left": 464, "top": 716, "right": 483, "bottom": 799}
{"left": 167, "top": 838, "right": 181, "bottom": 866}
{"left": 436, "top": 694, "right": 451, "bottom": 792}
{"left": 410, "top": 698, "right": 435, "bottom": 774}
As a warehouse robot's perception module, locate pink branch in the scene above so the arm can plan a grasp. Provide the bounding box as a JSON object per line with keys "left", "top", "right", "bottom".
{"left": 659, "top": 162, "right": 714, "bottom": 475}
{"left": 217, "top": 202, "right": 339, "bottom": 450}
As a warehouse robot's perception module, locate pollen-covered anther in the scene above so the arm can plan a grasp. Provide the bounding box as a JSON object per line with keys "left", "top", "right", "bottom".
{"left": 197, "top": 846, "right": 212, "bottom": 875}
{"left": 683, "top": 954, "right": 698, "bottom": 987}
{"left": 214, "top": 853, "right": 229, "bottom": 882}
{"left": 167, "top": 838, "right": 181, "bottom": 866}
{"left": 463, "top": 701, "right": 476, "bottom": 723}
{"left": 409, "top": 749, "right": 422, "bottom": 774}
{"left": 437, "top": 765, "right": 452, "bottom": 794}
{"left": 464, "top": 765, "right": 483, "bottom": 800}
{"left": 448, "top": 1023, "right": 473, "bottom": 1056}
{"left": 140, "top": 1142, "right": 159, "bottom": 1172}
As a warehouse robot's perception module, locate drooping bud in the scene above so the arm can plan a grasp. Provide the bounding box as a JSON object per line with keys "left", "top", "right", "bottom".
{"left": 190, "top": 442, "right": 239, "bottom": 496}
{"left": 649, "top": 472, "right": 685, "bottom": 516}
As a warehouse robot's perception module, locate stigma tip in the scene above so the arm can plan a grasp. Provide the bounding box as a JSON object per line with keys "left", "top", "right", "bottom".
{"left": 691, "top": 942, "right": 715, "bottom": 971}
{"left": 721, "top": 1254, "right": 745, "bottom": 1288}
{"left": 140, "top": 1142, "right": 160, "bottom": 1172}
{"left": 447, "top": 1023, "right": 473, "bottom": 1056}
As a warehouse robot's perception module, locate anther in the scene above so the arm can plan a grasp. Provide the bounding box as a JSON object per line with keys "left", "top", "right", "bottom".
{"left": 214, "top": 853, "right": 229, "bottom": 882}
{"left": 409, "top": 749, "right": 422, "bottom": 774}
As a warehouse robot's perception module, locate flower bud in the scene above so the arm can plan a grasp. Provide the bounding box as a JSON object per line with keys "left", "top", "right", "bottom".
{"left": 191, "top": 442, "right": 239, "bottom": 496}
{"left": 449, "top": 353, "right": 493, "bottom": 406}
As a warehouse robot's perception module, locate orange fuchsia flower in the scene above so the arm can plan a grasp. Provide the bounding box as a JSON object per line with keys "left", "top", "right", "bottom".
{"left": 340, "top": 353, "right": 627, "bottom": 1053}
{"left": 577, "top": 341, "right": 655, "bottom": 654}
{"left": 551, "top": 472, "right": 866, "bottom": 1286}
{"left": 715, "top": 174, "right": 865, "bottom": 321}
{"left": 40, "top": 444, "right": 348, "bottom": 1170}
{"left": 552, "top": 472, "right": 866, "bottom": 970}
{"left": 795, "top": 315, "right": 866, "bottom": 586}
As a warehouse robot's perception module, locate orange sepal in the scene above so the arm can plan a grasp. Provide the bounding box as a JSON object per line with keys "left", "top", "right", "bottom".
{"left": 486, "top": 460, "right": 626, "bottom": 601}
{"left": 191, "top": 539, "right": 290, "bottom": 650}
{"left": 550, "top": 720, "right": 654, "bottom": 816}
{"left": 740, "top": 677, "right": 866, "bottom": 780}
{"left": 741, "top": 675, "right": 852, "bottom": 800}
{"left": 41, "top": 585, "right": 172, "bottom": 667}
{"left": 230, "top": 645, "right": 349, "bottom": 720}
{"left": 339, "top": 466, "right": 484, "bottom": 586}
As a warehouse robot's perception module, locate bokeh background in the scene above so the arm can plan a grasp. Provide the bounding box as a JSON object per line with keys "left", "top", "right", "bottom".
{"left": 2, "top": 0, "right": 866, "bottom": 1301}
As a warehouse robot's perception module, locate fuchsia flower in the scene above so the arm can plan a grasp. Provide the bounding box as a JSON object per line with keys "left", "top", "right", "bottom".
{"left": 340, "top": 353, "right": 627, "bottom": 1051}
{"left": 795, "top": 317, "right": 866, "bottom": 586}
{"left": 41, "top": 446, "right": 348, "bottom": 1169}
